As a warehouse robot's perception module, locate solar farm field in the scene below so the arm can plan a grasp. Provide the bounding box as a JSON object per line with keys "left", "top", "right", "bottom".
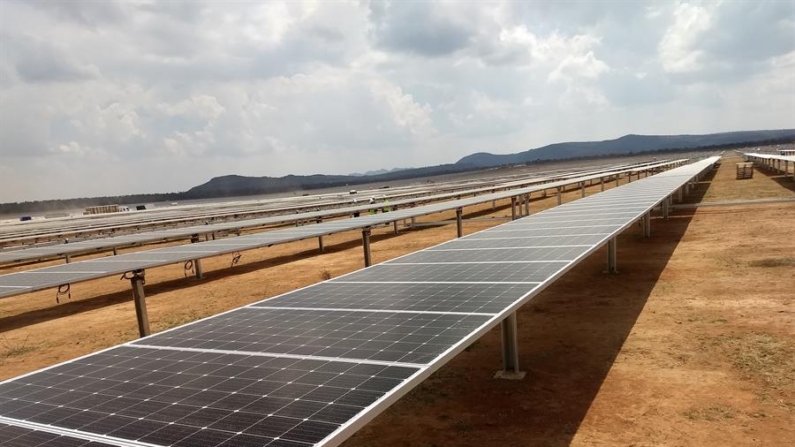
{"left": 1, "top": 154, "right": 793, "bottom": 446}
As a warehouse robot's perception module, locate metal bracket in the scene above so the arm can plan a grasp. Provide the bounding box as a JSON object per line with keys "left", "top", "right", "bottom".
{"left": 55, "top": 284, "right": 71, "bottom": 304}
{"left": 183, "top": 260, "right": 195, "bottom": 278}
{"left": 120, "top": 270, "right": 146, "bottom": 284}
{"left": 231, "top": 252, "right": 242, "bottom": 267}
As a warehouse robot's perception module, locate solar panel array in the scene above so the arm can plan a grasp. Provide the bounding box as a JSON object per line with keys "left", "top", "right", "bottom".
{"left": 0, "top": 159, "right": 685, "bottom": 299}
{"left": 0, "top": 156, "right": 719, "bottom": 446}
{"left": 0, "top": 159, "right": 676, "bottom": 265}
{"left": 1, "top": 158, "right": 671, "bottom": 247}
{"left": 743, "top": 152, "right": 795, "bottom": 179}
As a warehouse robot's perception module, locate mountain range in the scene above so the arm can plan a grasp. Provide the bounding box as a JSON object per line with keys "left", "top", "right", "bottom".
{"left": 185, "top": 128, "right": 794, "bottom": 198}
{"left": 456, "top": 129, "right": 795, "bottom": 168}
{"left": 3, "top": 129, "right": 793, "bottom": 214}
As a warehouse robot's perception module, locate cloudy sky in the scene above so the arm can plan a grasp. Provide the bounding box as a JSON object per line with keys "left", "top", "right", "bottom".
{"left": 1, "top": 1, "right": 793, "bottom": 202}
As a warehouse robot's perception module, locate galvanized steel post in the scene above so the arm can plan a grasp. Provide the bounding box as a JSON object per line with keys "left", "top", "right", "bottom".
{"left": 494, "top": 312, "right": 525, "bottom": 380}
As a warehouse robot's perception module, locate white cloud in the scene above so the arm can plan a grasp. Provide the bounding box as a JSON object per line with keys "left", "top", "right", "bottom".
{"left": 658, "top": 2, "right": 713, "bottom": 73}
{"left": 0, "top": 0, "right": 792, "bottom": 202}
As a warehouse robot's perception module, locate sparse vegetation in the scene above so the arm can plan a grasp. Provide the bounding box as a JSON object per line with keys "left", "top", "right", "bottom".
{"left": 748, "top": 257, "right": 795, "bottom": 268}
{"left": 319, "top": 268, "right": 332, "bottom": 280}
{"left": 708, "top": 332, "right": 795, "bottom": 392}
{"left": 684, "top": 404, "right": 737, "bottom": 421}
{"left": 0, "top": 335, "right": 38, "bottom": 358}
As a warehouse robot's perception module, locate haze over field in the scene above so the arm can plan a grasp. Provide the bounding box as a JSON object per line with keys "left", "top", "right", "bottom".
{"left": 1, "top": 1, "right": 793, "bottom": 202}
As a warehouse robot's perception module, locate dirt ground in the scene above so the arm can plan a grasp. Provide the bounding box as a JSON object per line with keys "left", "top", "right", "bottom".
{"left": 1, "top": 154, "right": 793, "bottom": 446}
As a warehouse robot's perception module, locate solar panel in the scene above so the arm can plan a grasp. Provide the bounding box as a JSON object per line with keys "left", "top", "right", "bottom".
{"left": 132, "top": 308, "right": 490, "bottom": 364}
{"left": 335, "top": 262, "right": 563, "bottom": 283}
{"left": 0, "top": 346, "right": 418, "bottom": 446}
{"left": 0, "top": 156, "right": 719, "bottom": 446}
{"left": 253, "top": 282, "right": 538, "bottom": 314}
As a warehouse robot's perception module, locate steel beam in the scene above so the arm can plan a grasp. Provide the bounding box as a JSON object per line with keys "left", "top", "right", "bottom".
{"left": 494, "top": 312, "right": 525, "bottom": 380}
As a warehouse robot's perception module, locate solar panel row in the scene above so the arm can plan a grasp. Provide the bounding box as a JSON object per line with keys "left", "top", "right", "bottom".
{"left": 743, "top": 152, "right": 795, "bottom": 180}
{"left": 0, "top": 159, "right": 680, "bottom": 265}
{"left": 0, "top": 159, "right": 685, "bottom": 298}
{"left": 0, "top": 156, "right": 719, "bottom": 446}
{"left": 0, "top": 159, "right": 666, "bottom": 245}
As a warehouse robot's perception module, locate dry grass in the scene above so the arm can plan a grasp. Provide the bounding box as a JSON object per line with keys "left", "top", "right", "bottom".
{"left": 684, "top": 405, "right": 737, "bottom": 422}
{"left": 748, "top": 257, "right": 795, "bottom": 268}
{"left": 0, "top": 335, "right": 38, "bottom": 358}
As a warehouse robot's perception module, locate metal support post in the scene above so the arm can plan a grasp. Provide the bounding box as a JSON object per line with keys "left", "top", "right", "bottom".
{"left": 492, "top": 199, "right": 496, "bottom": 210}
{"left": 556, "top": 187, "right": 562, "bottom": 205}
{"left": 194, "top": 259, "right": 203, "bottom": 279}
{"left": 580, "top": 182, "right": 586, "bottom": 198}
{"left": 524, "top": 194, "right": 530, "bottom": 216}
{"left": 362, "top": 228, "right": 372, "bottom": 267}
{"left": 600, "top": 177, "right": 605, "bottom": 191}
{"left": 607, "top": 237, "right": 617, "bottom": 273}
{"left": 189, "top": 234, "right": 202, "bottom": 279}
{"left": 65, "top": 254, "right": 71, "bottom": 264}
{"left": 511, "top": 197, "right": 518, "bottom": 220}
{"left": 678, "top": 187, "right": 684, "bottom": 203}
{"left": 318, "top": 236, "right": 324, "bottom": 253}
{"left": 393, "top": 220, "right": 399, "bottom": 234}
{"left": 662, "top": 199, "right": 670, "bottom": 219}
{"left": 456, "top": 207, "right": 463, "bottom": 238}
{"left": 494, "top": 312, "right": 525, "bottom": 380}
{"left": 643, "top": 212, "right": 651, "bottom": 238}
{"left": 112, "top": 248, "right": 118, "bottom": 256}
{"left": 615, "top": 175, "right": 620, "bottom": 187}
{"left": 129, "top": 270, "right": 150, "bottom": 337}
{"left": 628, "top": 172, "right": 632, "bottom": 183}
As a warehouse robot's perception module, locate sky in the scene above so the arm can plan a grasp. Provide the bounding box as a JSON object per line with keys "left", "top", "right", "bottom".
{"left": 1, "top": 1, "right": 793, "bottom": 203}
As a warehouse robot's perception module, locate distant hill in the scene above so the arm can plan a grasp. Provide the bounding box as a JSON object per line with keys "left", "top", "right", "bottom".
{"left": 182, "top": 164, "right": 474, "bottom": 199}
{"left": 456, "top": 129, "right": 795, "bottom": 168}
